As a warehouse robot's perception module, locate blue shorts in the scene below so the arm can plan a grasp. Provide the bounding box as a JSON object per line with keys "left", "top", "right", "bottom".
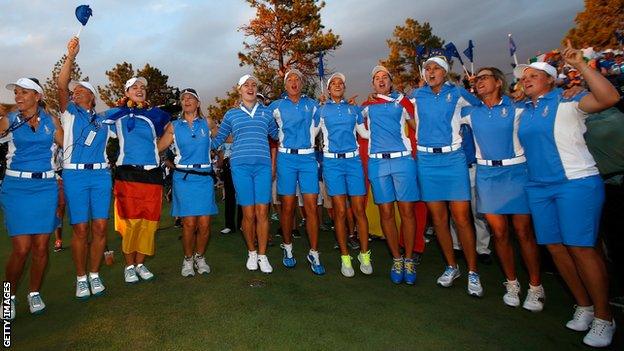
{"left": 475, "top": 163, "right": 530, "bottom": 214}
{"left": 276, "top": 152, "right": 319, "bottom": 195}
{"left": 525, "top": 175, "right": 604, "bottom": 247}
{"left": 368, "top": 155, "right": 419, "bottom": 204}
{"left": 172, "top": 170, "right": 218, "bottom": 217}
{"left": 63, "top": 169, "right": 112, "bottom": 224}
{"left": 232, "top": 163, "right": 272, "bottom": 206}
{"left": 322, "top": 156, "right": 366, "bottom": 197}
{"left": 417, "top": 150, "right": 470, "bottom": 201}
{"left": 0, "top": 175, "right": 58, "bottom": 236}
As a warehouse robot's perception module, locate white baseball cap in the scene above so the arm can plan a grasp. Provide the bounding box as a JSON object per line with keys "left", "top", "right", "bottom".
{"left": 513, "top": 62, "right": 558, "bottom": 80}
{"left": 5, "top": 77, "right": 43, "bottom": 95}
{"left": 124, "top": 77, "right": 148, "bottom": 91}
{"left": 423, "top": 57, "right": 449, "bottom": 73}
{"left": 237, "top": 74, "right": 259, "bottom": 89}
{"left": 284, "top": 69, "right": 303, "bottom": 84}
{"left": 69, "top": 81, "right": 97, "bottom": 97}
{"left": 180, "top": 88, "right": 200, "bottom": 101}
{"left": 326, "top": 72, "right": 346, "bottom": 90}
{"left": 371, "top": 65, "right": 391, "bottom": 80}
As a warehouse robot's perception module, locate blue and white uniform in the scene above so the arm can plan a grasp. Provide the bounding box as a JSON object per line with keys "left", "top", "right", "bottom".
{"left": 318, "top": 99, "right": 368, "bottom": 197}
{"left": 269, "top": 95, "right": 320, "bottom": 195}
{"left": 170, "top": 117, "right": 217, "bottom": 216}
{"left": 61, "top": 102, "right": 114, "bottom": 224}
{"left": 213, "top": 103, "right": 278, "bottom": 206}
{"left": 104, "top": 110, "right": 160, "bottom": 168}
{"left": 411, "top": 82, "right": 480, "bottom": 201}
{"left": 518, "top": 89, "right": 603, "bottom": 247}
{"left": 460, "top": 96, "right": 530, "bottom": 214}
{"left": 362, "top": 92, "right": 419, "bottom": 204}
{"left": 0, "top": 109, "right": 58, "bottom": 235}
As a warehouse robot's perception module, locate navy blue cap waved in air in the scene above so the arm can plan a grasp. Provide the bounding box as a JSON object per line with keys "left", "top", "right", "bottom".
{"left": 75, "top": 5, "right": 93, "bottom": 26}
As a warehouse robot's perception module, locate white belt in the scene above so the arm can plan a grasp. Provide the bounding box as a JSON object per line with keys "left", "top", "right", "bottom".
{"left": 416, "top": 144, "right": 461, "bottom": 153}
{"left": 477, "top": 156, "right": 526, "bottom": 167}
{"left": 176, "top": 164, "right": 212, "bottom": 169}
{"left": 5, "top": 169, "right": 56, "bottom": 179}
{"left": 278, "top": 147, "right": 315, "bottom": 155}
{"left": 369, "top": 151, "right": 411, "bottom": 159}
{"left": 63, "top": 162, "right": 109, "bottom": 170}
{"left": 324, "top": 151, "right": 358, "bottom": 159}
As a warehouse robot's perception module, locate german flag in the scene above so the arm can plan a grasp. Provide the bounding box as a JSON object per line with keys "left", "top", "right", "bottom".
{"left": 113, "top": 166, "right": 163, "bottom": 255}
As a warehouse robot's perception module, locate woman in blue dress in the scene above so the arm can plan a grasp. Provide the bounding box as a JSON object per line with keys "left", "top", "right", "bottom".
{"left": 460, "top": 67, "right": 542, "bottom": 310}
{"left": 1, "top": 77, "right": 63, "bottom": 319}
{"left": 212, "top": 75, "right": 278, "bottom": 274}
{"left": 158, "top": 88, "right": 217, "bottom": 277}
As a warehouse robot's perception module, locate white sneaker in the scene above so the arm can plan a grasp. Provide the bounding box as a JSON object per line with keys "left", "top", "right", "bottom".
{"left": 27, "top": 292, "right": 45, "bottom": 314}
{"left": 583, "top": 318, "right": 616, "bottom": 348}
{"left": 89, "top": 275, "right": 106, "bottom": 296}
{"left": 181, "top": 257, "right": 195, "bottom": 277}
{"left": 357, "top": 251, "right": 373, "bottom": 275}
{"left": 194, "top": 254, "right": 211, "bottom": 275}
{"left": 503, "top": 280, "right": 521, "bottom": 307}
{"left": 437, "top": 265, "right": 460, "bottom": 287}
{"left": 258, "top": 255, "right": 273, "bottom": 274}
{"left": 340, "top": 255, "right": 355, "bottom": 278}
{"left": 124, "top": 265, "right": 139, "bottom": 284}
{"left": 75, "top": 279, "right": 91, "bottom": 299}
{"left": 522, "top": 285, "right": 545, "bottom": 312}
{"left": 566, "top": 305, "right": 595, "bottom": 331}
{"left": 135, "top": 264, "right": 154, "bottom": 281}
{"left": 246, "top": 251, "right": 259, "bottom": 271}
{"left": 467, "top": 271, "right": 484, "bottom": 297}
{"left": 220, "top": 228, "right": 232, "bottom": 234}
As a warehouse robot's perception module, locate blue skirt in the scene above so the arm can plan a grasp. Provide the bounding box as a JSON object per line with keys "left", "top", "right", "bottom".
{"left": 475, "top": 163, "right": 531, "bottom": 214}
{"left": 0, "top": 176, "right": 58, "bottom": 236}
{"left": 417, "top": 150, "right": 470, "bottom": 201}
{"left": 171, "top": 171, "right": 218, "bottom": 217}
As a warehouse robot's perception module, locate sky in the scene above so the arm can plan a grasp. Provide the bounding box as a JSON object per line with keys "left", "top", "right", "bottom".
{"left": 0, "top": 0, "right": 585, "bottom": 109}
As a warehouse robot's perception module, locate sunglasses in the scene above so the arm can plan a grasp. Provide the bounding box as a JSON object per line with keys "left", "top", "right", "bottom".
{"left": 474, "top": 74, "right": 495, "bottom": 82}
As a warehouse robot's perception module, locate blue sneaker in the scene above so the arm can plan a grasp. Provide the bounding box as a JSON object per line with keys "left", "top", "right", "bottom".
{"left": 390, "top": 258, "right": 404, "bottom": 284}
{"left": 281, "top": 243, "right": 296, "bottom": 268}
{"left": 307, "top": 251, "right": 325, "bottom": 275}
{"left": 404, "top": 258, "right": 417, "bottom": 285}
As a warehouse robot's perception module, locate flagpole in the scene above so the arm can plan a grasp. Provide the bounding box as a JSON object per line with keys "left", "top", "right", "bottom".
{"left": 76, "top": 26, "right": 84, "bottom": 38}
{"left": 470, "top": 62, "right": 474, "bottom": 75}
{"left": 513, "top": 53, "right": 519, "bottom": 66}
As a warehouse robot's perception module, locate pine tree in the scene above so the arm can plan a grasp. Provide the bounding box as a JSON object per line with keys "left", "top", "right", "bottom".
{"left": 380, "top": 18, "right": 444, "bottom": 93}
{"left": 97, "top": 62, "right": 134, "bottom": 107}
{"left": 238, "top": 0, "right": 341, "bottom": 99}
{"left": 564, "top": 0, "right": 624, "bottom": 49}
{"left": 206, "top": 87, "right": 239, "bottom": 122}
{"left": 42, "top": 55, "right": 87, "bottom": 114}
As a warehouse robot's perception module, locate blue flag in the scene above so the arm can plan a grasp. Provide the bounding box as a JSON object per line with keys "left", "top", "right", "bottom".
{"left": 416, "top": 45, "right": 426, "bottom": 58}
{"left": 318, "top": 52, "right": 325, "bottom": 80}
{"left": 428, "top": 47, "right": 446, "bottom": 59}
{"left": 509, "top": 35, "right": 517, "bottom": 56}
{"left": 444, "top": 42, "right": 464, "bottom": 66}
{"left": 463, "top": 40, "right": 474, "bottom": 63}
{"left": 75, "top": 5, "right": 93, "bottom": 26}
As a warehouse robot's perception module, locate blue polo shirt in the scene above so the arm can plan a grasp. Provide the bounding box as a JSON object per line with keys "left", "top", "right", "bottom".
{"left": 361, "top": 92, "right": 413, "bottom": 154}
{"left": 269, "top": 95, "right": 319, "bottom": 150}
{"left": 104, "top": 109, "right": 160, "bottom": 166}
{"left": 517, "top": 88, "right": 597, "bottom": 183}
{"left": 317, "top": 99, "right": 366, "bottom": 153}
{"left": 171, "top": 117, "right": 212, "bottom": 166}
{"left": 61, "top": 102, "right": 112, "bottom": 165}
{"left": 213, "top": 103, "right": 278, "bottom": 166}
{"left": 5, "top": 108, "right": 57, "bottom": 172}
{"left": 460, "top": 95, "right": 524, "bottom": 161}
{"left": 411, "top": 82, "right": 480, "bottom": 148}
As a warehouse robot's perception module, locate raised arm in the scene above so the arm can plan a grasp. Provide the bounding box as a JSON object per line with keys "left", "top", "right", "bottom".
{"left": 58, "top": 37, "right": 80, "bottom": 113}
{"left": 157, "top": 122, "right": 174, "bottom": 152}
{"left": 211, "top": 114, "right": 232, "bottom": 150}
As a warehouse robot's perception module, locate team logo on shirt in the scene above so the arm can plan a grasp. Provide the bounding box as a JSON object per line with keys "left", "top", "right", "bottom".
{"left": 44, "top": 125, "right": 51, "bottom": 135}
{"left": 501, "top": 107, "right": 508, "bottom": 117}
{"left": 304, "top": 105, "right": 310, "bottom": 112}
{"left": 542, "top": 106, "right": 549, "bottom": 117}
{"left": 200, "top": 128, "right": 206, "bottom": 136}
{"left": 446, "top": 93, "right": 452, "bottom": 102}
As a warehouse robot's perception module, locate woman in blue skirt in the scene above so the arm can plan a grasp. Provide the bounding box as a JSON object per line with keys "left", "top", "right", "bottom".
{"left": 58, "top": 36, "right": 112, "bottom": 299}
{"left": 411, "top": 57, "right": 483, "bottom": 297}
{"left": 1, "top": 77, "right": 63, "bottom": 319}
{"left": 158, "top": 88, "right": 217, "bottom": 277}
{"left": 516, "top": 42, "right": 619, "bottom": 348}
{"left": 212, "top": 75, "right": 278, "bottom": 274}
{"left": 460, "top": 67, "right": 542, "bottom": 310}
{"left": 317, "top": 73, "right": 370, "bottom": 277}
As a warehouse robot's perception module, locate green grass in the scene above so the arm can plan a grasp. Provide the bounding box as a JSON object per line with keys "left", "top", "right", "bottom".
{"left": 1, "top": 201, "right": 622, "bottom": 350}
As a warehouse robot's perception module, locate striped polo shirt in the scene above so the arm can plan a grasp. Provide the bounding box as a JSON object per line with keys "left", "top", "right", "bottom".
{"left": 212, "top": 103, "right": 278, "bottom": 166}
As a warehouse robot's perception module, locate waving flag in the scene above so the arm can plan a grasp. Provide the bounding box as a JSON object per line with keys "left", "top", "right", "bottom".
{"left": 463, "top": 40, "right": 474, "bottom": 63}
{"left": 444, "top": 42, "right": 464, "bottom": 66}
{"left": 416, "top": 44, "right": 427, "bottom": 58}
{"left": 508, "top": 34, "right": 517, "bottom": 56}
{"left": 429, "top": 47, "right": 447, "bottom": 59}
{"left": 75, "top": 5, "right": 93, "bottom": 37}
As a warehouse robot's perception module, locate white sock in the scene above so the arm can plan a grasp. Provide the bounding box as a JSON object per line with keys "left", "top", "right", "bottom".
{"left": 126, "top": 264, "right": 135, "bottom": 270}
{"left": 528, "top": 284, "right": 543, "bottom": 291}
{"left": 249, "top": 250, "right": 257, "bottom": 256}
{"left": 309, "top": 249, "right": 319, "bottom": 260}
{"left": 88, "top": 272, "right": 99, "bottom": 280}
{"left": 136, "top": 263, "right": 144, "bottom": 268}
{"left": 77, "top": 275, "right": 87, "bottom": 282}
{"left": 507, "top": 279, "right": 518, "bottom": 285}
{"left": 283, "top": 243, "right": 293, "bottom": 257}
{"left": 258, "top": 254, "right": 267, "bottom": 260}
{"left": 579, "top": 305, "right": 595, "bottom": 311}
{"left": 28, "top": 291, "right": 39, "bottom": 297}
